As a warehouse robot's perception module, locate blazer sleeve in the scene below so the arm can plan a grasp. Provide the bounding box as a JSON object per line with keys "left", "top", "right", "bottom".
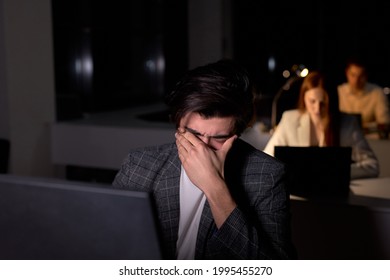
{"left": 203, "top": 149, "right": 296, "bottom": 259}
{"left": 341, "top": 115, "right": 380, "bottom": 179}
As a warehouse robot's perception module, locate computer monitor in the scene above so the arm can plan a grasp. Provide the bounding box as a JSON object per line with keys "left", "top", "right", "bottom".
{"left": 0, "top": 174, "right": 163, "bottom": 260}
{"left": 274, "top": 146, "right": 352, "bottom": 198}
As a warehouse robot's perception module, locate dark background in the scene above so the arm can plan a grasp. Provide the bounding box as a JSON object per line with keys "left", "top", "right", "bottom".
{"left": 52, "top": 0, "right": 187, "bottom": 117}
{"left": 52, "top": 0, "right": 390, "bottom": 120}
{"left": 234, "top": 1, "right": 390, "bottom": 93}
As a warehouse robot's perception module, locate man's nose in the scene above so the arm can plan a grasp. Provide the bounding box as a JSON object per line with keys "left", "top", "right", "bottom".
{"left": 314, "top": 103, "right": 321, "bottom": 114}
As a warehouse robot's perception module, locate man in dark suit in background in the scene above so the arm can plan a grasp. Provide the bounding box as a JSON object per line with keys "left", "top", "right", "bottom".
{"left": 113, "top": 59, "right": 296, "bottom": 260}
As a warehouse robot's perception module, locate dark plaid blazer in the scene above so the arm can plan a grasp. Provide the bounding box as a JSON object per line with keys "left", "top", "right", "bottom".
{"left": 113, "top": 138, "right": 296, "bottom": 259}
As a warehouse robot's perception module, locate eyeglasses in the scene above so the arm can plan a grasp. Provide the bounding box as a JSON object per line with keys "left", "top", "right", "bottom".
{"left": 184, "top": 126, "right": 233, "bottom": 144}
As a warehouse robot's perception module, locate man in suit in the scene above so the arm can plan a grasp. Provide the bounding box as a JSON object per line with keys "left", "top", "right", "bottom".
{"left": 113, "top": 59, "right": 296, "bottom": 260}
{"left": 338, "top": 56, "right": 390, "bottom": 131}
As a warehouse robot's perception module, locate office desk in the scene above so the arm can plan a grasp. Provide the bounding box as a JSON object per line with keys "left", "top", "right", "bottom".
{"left": 290, "top": 177, "right": 390, "bottom": 259}
{"left": 51, "top": 104, "right": 175, "bottom": 170}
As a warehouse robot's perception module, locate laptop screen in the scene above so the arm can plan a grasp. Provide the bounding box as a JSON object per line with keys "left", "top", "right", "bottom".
{"left": 274, "top": 146, "right": 352, "bottom": 198}
{"left": 0, "top": 174, "right": 163, "bottom": 260}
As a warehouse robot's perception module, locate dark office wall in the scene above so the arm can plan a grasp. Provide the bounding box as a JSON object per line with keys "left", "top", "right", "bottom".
{"left": 52, "top": 0, "right": 390, "bottom": 121}
{"left": 52, "top": 0, "right": 188, "bottom": 119}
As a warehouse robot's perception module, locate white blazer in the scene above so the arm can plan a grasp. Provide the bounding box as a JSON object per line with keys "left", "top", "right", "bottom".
{"left": 264, "top": 110, "right": 379, "bottom": 179}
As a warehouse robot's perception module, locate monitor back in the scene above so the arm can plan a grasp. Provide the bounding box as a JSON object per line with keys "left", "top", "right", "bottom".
{"left": 274, "top": 146, "right": 352, "bottom": 198}
{"left": 0, "top": 174, "right": 163, "bottom": 260}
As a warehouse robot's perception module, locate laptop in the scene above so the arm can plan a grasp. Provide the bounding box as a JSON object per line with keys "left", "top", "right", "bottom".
{"left": 274, "top": 146, "right": 352, "bottom": 198}
{"left": 0, "top": 174, "right": 163, "bottom": 260}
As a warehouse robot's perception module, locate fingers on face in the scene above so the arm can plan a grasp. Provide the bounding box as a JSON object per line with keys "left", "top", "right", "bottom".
{"left": 175, "top": 131, "right": 194, "bottom": 164}
{"left": 225, "top": 134, "right": 237, "bottom": 146}
{"left": 176, "top": 129, "right": 202, "bottom": 148}
{"left": 175, "top": 132, "right": 191, "bottom": 157}
{"left": 219, "top": 134, "right": 237, "bottom": 153}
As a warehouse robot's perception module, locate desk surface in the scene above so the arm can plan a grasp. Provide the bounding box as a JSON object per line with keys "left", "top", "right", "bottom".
{"left": 350, "top": 177, "right": 390, "bottom": 199}
{"left": 291, "top": 177, "right": 390, "bottom": 211}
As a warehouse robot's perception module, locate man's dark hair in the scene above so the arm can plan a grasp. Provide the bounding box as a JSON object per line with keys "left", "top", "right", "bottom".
{"left": 164, "top": 59, "right": 255, "bottom": 136}
{"left": 345, "top": 55, "right": 368, "bottom": 72}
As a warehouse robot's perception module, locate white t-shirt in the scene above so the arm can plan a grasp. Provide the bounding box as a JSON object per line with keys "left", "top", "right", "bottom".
{"left": 176, "top": 166, "right": 206, "bottom": 259}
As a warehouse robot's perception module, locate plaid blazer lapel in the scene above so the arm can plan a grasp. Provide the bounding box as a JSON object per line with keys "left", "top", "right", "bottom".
{"left": 153, "top": 152, "right": 181, "bottom": 259}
